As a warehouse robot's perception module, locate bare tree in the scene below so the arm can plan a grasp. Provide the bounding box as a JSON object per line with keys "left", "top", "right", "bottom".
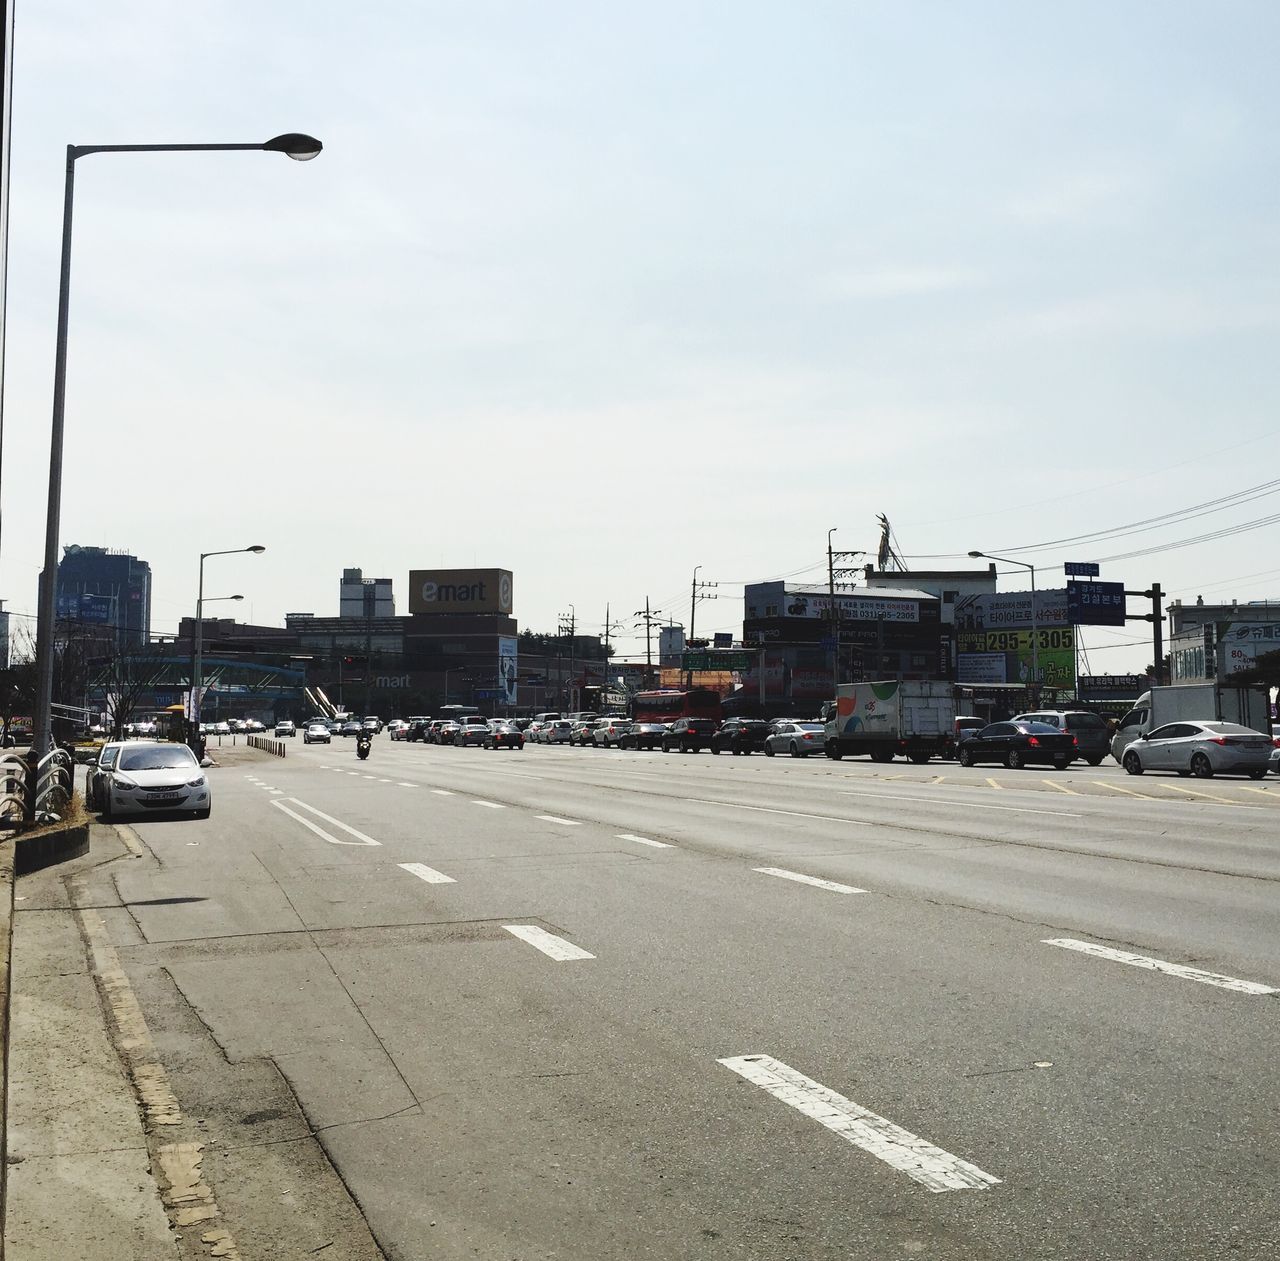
{"left": 93, "top": 643, "right": 173, "bottom": 740}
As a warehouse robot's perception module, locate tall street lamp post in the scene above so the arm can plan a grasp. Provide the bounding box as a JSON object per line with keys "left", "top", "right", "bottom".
{"left": 969, "top": 550, "right": 1039, "bottom": 703}
{"left": 32, "top": 133, "right": 321, "bottom": 755}
{"left": 193, "top": 547, "right": 265, "bottom": 728}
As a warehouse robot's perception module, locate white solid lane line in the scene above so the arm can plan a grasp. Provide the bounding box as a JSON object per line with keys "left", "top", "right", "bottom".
{"left": 681, "top": 798, "right": 869, "bottom": 826}
{"left": 535, "top": 815, "right": 582, "bottom": 826}
{"left": 399, "top": 862, "right": 456, "bottom": 885}
{"left": 837, "top": 789, "right": 1078, "bottom": 819}
{"left": 1043, "top": 938, "right": 1278, "bottom": 995}
{"left": 471, "top": 800, "right": 505, "bottom": 809}
{"left": 718, "top": 1055, "right": 1000, "bottom": 1193}
{"left": 503, "top": 925, "right": 595, "bottom": 961}
{"left": 754, "top": 867, "right": 866, "bottom": 894}
{"left": 617, "top": 833, "right": 673, "bottom": 849}
{"left": 270, "top": 798, "right": 382, "bottom": 847}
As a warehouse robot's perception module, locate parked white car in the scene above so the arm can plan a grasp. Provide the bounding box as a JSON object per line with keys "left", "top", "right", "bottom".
{"left": 1120, "top": 721, "right": 1273, "bottom": 779}
{"left": 101, "top": 742, "right": 211, "bottom": 819}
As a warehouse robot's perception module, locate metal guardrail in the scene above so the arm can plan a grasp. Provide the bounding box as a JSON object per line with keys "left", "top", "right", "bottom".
{"left": 0, "top": 753, "right": 28, "bottom": 826}
{"left": 33, "top": 748, "right": 73, "bottom": 824}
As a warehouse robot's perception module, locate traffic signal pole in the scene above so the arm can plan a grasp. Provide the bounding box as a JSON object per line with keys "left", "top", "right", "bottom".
{"left": 1123, "top": 582, "right": 1165, "bottom": 685}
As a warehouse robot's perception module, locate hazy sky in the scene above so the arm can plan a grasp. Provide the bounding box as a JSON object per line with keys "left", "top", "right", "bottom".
{"left": 3, "top": 2, "right": 1278, "bottom": 672}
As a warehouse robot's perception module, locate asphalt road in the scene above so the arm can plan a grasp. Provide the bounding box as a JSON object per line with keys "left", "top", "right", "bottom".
{"left": 100, "top": 736, "right": 1280, "bottom": 1259}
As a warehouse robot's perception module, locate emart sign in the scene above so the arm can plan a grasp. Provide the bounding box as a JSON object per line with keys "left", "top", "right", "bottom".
{"left": 409, "top": 569, "right": 513, "bottom": 616}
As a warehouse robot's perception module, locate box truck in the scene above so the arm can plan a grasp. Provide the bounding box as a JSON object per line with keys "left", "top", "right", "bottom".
{"left": 821, "top": 680, "right": 956, "bottom": 763}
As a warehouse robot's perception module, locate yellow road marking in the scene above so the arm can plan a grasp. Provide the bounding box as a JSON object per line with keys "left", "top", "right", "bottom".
{"left": 1239, "top": 786, "right": 1277, "bottom": 797}
{"left": 986, "top": 777, "right": 1003, "bottom": 790}
{"left": 931, "top": 775, "right": 946, "bottom": 784}
{"left": 1093, "top": 780, "right": 1157, "bottom": 800}
{"left": 1159, "top": 783, "right": 1247, "bottom": 806}
{"left": 1041, "top": 779, "right": 1079, "bottom": 794}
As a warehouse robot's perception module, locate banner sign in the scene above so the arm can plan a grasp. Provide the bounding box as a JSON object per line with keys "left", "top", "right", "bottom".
{"left": 1064, "top": 562, "right": 1100, "bottom": 577}
{"left": 954, "top": 590, "right": 1069, "bottom": 631}
{"left": 782, "top": 593, "right": 921, "bottom": 622}
{"left": 957, "top": 628, "right": 1075, "bottom": 654}
{"left": 1067, "top": 581, "right": 1126, "bottom": 626}
{"left": 1079, "top": 674, "right": 1147, "bottom": 692}
{"left": 1218, "top": 622, "right": 1280, "bottom": 676}
{"left": 56, "top": 593, "right": 113, "bottom": 623}
{"left": 497, "top": 636, "right": 518, "bottom": 706}
{"left": 682, "top": 650, "right": 756, "bottom": 672}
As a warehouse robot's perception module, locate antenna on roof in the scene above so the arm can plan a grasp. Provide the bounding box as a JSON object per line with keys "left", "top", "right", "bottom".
{"left": 876, "top": 514, "right": 907, "bottom": 572}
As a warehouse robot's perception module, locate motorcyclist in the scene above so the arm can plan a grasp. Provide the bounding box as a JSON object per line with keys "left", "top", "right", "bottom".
{"left": 356, "top": 728, "right": 372, "bottom": 760}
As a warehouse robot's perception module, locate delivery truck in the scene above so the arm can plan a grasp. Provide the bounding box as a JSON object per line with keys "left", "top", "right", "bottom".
{"left": 821, "top": 680, "right": 956, "bottom": 763}
{"left": 1110, "top": 682, "right": 1271, "bottom": 763}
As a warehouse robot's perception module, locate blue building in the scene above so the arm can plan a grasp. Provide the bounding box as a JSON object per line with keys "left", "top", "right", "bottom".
{"left": 56, "top": 544, "right": 152, "bottom": 648}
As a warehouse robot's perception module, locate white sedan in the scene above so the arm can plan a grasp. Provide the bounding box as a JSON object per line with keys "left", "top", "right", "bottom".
{"left": 102, "top": 742, "right": 211, "bottom": 819}
{"left": 303, "top": 722, "right": 332, "bottom": 744}
{"left": 763, "top": 721, "right": 826, "bottom": 757}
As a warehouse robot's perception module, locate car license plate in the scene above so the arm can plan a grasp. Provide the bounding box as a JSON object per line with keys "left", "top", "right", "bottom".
{"left": 150, "top": 792, "right": 181, "bottom": 802}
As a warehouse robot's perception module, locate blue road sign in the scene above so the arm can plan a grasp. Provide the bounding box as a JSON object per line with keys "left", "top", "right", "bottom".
{"left": 1064, "top": 562, "right": 1100, "bottom": 578}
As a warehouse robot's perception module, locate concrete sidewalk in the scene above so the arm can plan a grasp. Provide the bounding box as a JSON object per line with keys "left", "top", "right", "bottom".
{"left": 4, "top": 828, "right": 175, "bottom": 1259}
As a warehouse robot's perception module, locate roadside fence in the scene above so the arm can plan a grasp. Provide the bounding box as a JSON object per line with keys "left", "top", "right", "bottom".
{"left": 247, "top": 735, "right": 286, "bottom": 758}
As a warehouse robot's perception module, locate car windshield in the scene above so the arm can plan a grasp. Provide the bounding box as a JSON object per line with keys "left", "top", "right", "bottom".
{"left": 1200, "top": 722, "right": 1260, "bottom": 735}
{"left": 119, "top": 747, "right": 198, "bottom": 772}
{"left": 796, "top": 722, "right": 824, "bottom": 731}
{"left": 1065, "top": 714, "right": 1106, "bottom": 730}
{"left": 1018, "top": 722, "right": 1063, "bottom": 734}
{"left": 98, "top": 747, "right": 121, "bottom": 768}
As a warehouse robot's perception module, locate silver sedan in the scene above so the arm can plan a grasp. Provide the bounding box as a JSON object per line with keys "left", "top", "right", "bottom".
{"left": 1120, "top": 720, "right": 1274, "bottom": 779}
{"left": 763, "top": 721, "right": 826, "bottom": 758}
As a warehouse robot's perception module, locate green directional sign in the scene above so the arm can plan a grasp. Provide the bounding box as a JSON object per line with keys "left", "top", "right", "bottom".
{"left": 682, "top": 650, "right": 756, "bottom": 671}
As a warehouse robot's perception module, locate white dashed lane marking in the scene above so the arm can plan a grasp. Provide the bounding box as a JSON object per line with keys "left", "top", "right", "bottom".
{"left": 399, "top": 862, "right": 456, "bottom": 885}
{"left": 432, "top": 789, "right": 455, "bottom": 796}
{"left": 617, "top": 833, "right": 673, "bottom": 849}
{"left": 535, "top": 815, "right": 582, "bottom": 827}
{"left": 718, "top": 1055, "right": 1000, "bottom": 1192}
{"left": 503, "top": 925, "right": 595, "bottom": 961}
{"left": 754, "top": 867, "right": 866, "bottom": 894}
{"left": 1044, "top": 938, "right": 1278, "bottom": 994}
{"left": 471, "top": 800, "right": 505, "bottom": 809}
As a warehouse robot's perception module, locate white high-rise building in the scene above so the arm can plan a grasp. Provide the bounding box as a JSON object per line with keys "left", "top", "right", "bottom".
{"left": 339, "top": 568, "right": 395, "bottom": 619}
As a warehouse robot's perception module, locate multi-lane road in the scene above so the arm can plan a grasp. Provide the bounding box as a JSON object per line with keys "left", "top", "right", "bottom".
{"left": 96, "top": 737, "right": 1280, "bottom": 1259}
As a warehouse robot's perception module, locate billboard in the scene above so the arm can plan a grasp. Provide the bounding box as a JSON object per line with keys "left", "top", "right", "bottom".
{"left": 956, "top": 627, "right": 1076, "bottom": 690}
{"left": 498, "top": 636, "right": 518, "bottom": 706}
{"left": 56, "top": 592, "right": 114, "bottom": 623}
{"left": 784, "top": 592, "right": 920, "bottom": 622}
{"left": 1217, "top": 622, "right": 1280, "bottom": 677}
{"left": 954, "top": 589, "right": 1069, "bottom": 632}
{"left": 408, "top": 569, "right": 513, "bottom": 616}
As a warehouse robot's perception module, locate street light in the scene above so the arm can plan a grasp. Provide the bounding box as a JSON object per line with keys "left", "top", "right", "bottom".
{"left": 969, "top": 550, "right": 1039, "bottom": 700}
{"left": 32, "top": 134, "right": 320, "bottom": 754}
{"left": 193, "top": 547, "right": 264, "bottom": 730}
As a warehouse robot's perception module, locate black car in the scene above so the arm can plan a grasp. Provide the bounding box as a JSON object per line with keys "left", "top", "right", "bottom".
{"left": 957, "top": 721, "right": 1077, "bottom": 770}
{"left": 483, "top": 722, "right": 524, "bottom": 750}
{"left": 710, "top": 718, "right": 770, "bottom": 755}
{"left": 406, "top": 718, "right": 431, "bottom": 742}
{"left": 662, "top": 717, "right": 718, "bottom": 754}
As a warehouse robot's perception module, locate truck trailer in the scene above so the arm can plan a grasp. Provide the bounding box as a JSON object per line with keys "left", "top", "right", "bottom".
{"left": 821, "top": 680, "right": 956, "bottom": 763}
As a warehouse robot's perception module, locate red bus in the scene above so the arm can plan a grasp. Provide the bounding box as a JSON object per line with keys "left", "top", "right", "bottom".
{"left": 629, "top": 689, "right": 723, "bottom": 725}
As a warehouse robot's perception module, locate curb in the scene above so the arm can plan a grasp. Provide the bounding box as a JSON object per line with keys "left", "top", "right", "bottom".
{"left": 13, "top": 822, "right": 90, "bottom": 877}
{"left": 0, "top": 841, "right": 13, "bottom": 1256}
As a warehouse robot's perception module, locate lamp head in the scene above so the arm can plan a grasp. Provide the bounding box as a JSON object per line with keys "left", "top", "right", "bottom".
{"left": 247, "top": 545, "right": 266, "bottom": 554}
{"left": 230, "top": 594, "right": 245, "bottom": 602}
{"left": 263, "top": 133, "right": 322, "bottom": 161}
{"left": 968, "top": 550, "right": 984, "bottom": 558}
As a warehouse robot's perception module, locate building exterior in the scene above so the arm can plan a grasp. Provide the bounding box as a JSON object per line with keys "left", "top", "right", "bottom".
{"left": 1167, "top": 598, "right": 1280, "bottom": 683}
{"left": 861, "top": 564, "right": 997, "bottom": 625}
{"left": 339, "top": 568, "right": 394, "bottom": 619}
{"left": 55, "top": 544, "right": 151, "bottom": 647}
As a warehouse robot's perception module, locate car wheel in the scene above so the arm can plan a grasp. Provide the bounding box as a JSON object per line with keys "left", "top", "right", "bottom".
{"left": 1191, "top": 753, "right": 1214, "bottom": 779}
{"left": 1007, "top": 749, "right": 1023, "bottom": 769}
{"left": 764, "top": 744, "right": 775, "bottom": 756}
{"left": 1247, "top": 768, "right": 1267, "bottom": 780}
{"left": 1087, "top": 756, "right": 1104, "bottom": 767}
{"left": 789, "top": 742, "right": 801, "bottom": 758}
{"left": 662, "top": 740, "right": 671, "bottom": 753}
{"left": 958, "top": 747, "right": 973, "bottom": 768}
{"left": 711, "top": 745, "right": 721, "bottom": 755}
{"left": 826, "top": 745, "right": 843, "bottom": 760}
{"left": 1123, "top": 751, "right": 1143, "bottom": 776}
{"left": 1052, "top": 758, "right": 1071, "bottom": 770}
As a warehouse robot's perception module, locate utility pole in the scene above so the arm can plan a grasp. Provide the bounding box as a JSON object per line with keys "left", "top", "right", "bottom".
{"left": 635, "top": 598, "right": 662, "bottom": 688}
{"left": 558, "top": 605, "right": 576, "bottom": 711}
{"left": 1124, "top": 582, "right": 1165, "bottom": 685}
{"left": 688, "top": 566, "right": 719, "bottom": 686}
{"left": 827, "top": 530, "right": 864, "bottom": 692}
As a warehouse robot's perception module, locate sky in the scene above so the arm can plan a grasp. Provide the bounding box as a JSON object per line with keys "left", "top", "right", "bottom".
{"left": 3, "top": 1, "right": 1279, "bottom": 673}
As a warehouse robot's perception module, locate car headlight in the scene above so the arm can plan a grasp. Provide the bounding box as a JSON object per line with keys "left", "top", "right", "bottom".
{"left": 187, "top": 778, "right": 205, "bottom": 788}
{"left": 112, "top": 774, "right": 138, "bottom": 790}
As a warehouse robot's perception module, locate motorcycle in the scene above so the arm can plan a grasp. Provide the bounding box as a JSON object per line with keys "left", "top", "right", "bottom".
{"left": 356, "top": 732, "right": 372, "bottom": 761}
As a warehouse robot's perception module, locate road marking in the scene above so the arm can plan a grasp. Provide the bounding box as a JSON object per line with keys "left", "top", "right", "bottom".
{"left": 378, "top": 778, "right": 393, "bottom": 783}
{"left": 1239, "top": 785, "right": 1277, "bottom": 796}
{"left": 1093, "top": 780, "right": 1157, "bottom": 800}
{"left": 617, "top": 833, "right": 673, "bottom": 849}
{"left": 270, "top": 797, "right": 381, "bottom": 846}
{"left": 754, "top": 867, "right": 865, "bottom": 894}
{"left": 471, "top": 800, "right": 505, "bottom": 809}
{"left": 985, "top": 777, "right": 1003, "bottom": 790}
{"left": 836, "top": 789, "right": 1078, "bottom": 819}
{"left": 1157, "top": 783, "right": 1263, "bottom": 808}
{"left": 1041, "top": 779, "right": 1079, "bottom": 795}
{"left": 503, "top": 925, "right": 594, "bottom": 961}
{"left": 681, "top": 798, "right": 869, "bottom": 826}
{"left": 1043, "top": 938, "right": 1278, "bottom": 995}
{"left": 535, "top": 814, "right": 583, "bottom": 826}
{"left": 399, "top": 862, "right": 456, "bottom": 885}
{"left": 361, "top": 774, "right": 377, "bottom": 780}
{"left": 397, "top": 782, "right": 416, "bottom": 788}
{"left": 717, "top": 1055, "right": 1000, "bottom": 1192}
{"left": 431, "top": 789, "right": 455, "bottom": 796}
